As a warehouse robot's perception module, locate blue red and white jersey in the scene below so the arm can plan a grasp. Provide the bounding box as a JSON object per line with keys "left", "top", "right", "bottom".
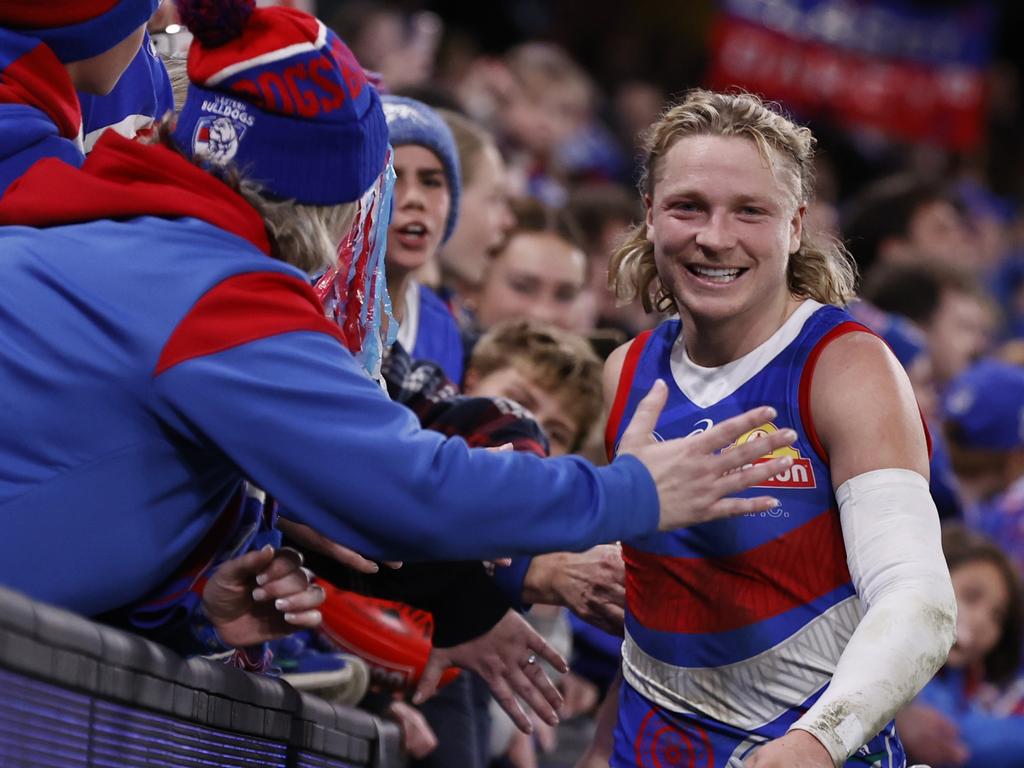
{"left": 606, "top": 301, "right": 900, "bottom": 750}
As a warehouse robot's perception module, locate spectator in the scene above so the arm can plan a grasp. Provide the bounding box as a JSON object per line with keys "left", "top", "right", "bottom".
{"left": 862, "top": 261, "right": 996, "bottom": 391}
{"left": 472, "top": 197, "right": 589, "bottom": 334}
{"left": 0, "top": 0, "right": 154, "bottom": 193}
{"left": 78, "top": 30, "right": 173, "bottom": 151}
{"left": 942, "top": 359, "right": 1024, "bottom": 575}
{"left": 843, "top": 174, "right": 973, "bottom": 281}
{"left": 901, "top": 525, "right": 1024, "bottom": 768}
{"left": 567, "top": 183, "right": 649, "bottom": 337}
{"left": 382, "top": 95, "right": 465, "bottom": 383}
{"left": 436, "top": 109, "right": 514, "bottom": 316}
{"left": 464, "top": 320, "right": 603, "bottom": 456}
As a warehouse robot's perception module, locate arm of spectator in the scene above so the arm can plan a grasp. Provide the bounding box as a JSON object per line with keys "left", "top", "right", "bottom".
{"left": 152, "top": 329, "right": 663, "bottom": 563}
{"left": 413, "top": 609, "right": 568, "bottom": 735}
{"left": 522, "top": 545, "right": 625, "bottom": 635}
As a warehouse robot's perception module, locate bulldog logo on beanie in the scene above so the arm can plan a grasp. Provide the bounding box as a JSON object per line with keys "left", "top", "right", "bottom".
{"left": 190, "top": 94, "right": 253, "bottom": 164}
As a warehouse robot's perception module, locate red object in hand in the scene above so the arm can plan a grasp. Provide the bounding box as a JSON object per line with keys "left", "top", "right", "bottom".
{"left": 317, "top": 582, "right": 460, "bottom": 693}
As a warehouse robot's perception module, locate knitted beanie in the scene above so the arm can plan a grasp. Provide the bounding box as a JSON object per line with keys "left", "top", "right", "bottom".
{"left": 0, "top": 1, "right": 159, "bottom": 62}
{"left": 381, "top": 95, "right": 460, "bottom": 242}
{"left": 171, "top": 0, "right": 388, "bottom": 206}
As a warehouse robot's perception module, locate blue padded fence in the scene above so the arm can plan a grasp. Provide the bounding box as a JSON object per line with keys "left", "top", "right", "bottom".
{"left": 0, "top": 586, "right": 403, "bottom": 768}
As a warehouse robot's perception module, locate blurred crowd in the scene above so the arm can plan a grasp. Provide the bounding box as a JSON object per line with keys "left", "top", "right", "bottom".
{"left": 3, "top": 0, "right": 1024, "bottom": 767}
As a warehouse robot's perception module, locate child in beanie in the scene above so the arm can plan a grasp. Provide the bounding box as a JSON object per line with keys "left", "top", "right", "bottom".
{"left": 0, "top": 0, "right": 157, "bottom": 193}
{"left": 382, "top": 95, "right": 466, "bottom": 383}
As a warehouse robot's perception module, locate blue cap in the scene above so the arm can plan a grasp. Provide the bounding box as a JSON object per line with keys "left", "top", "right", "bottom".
{"left": 1, "top": 1, "right": 160, "bottom": 63}
{"left": 381, "top": 95, "right": 460, "bottom": 242}
{"left": 942, "top": 359, "right": 1024, "bottom": 451}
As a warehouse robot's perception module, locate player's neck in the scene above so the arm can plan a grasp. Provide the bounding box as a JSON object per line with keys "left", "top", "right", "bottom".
{"left": 680, "top": 294, "right": 804, "bottom": 368}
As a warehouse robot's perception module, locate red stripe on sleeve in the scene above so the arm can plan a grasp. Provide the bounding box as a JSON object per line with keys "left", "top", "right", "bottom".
{"left": 604, "top": 330, "right": 654, "bottom": 462}
{"left": 797, "top": 321, "right": 932, "bottom": 463}
{"left": 797, "top": 322, "right": 869, "bottom": 464}
{"left": 155, "top": 271, "right": 348, "bottom": 375}
{"left": 624, "top": 509, "right": 851, "bottom": 634}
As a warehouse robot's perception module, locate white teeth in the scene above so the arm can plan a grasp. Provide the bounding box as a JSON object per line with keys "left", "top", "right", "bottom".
{"left": 401, "top": 224, "right": 426, "bottom": 235}
{"left": 691, "top": 265, "right": 741, "bottom": 282}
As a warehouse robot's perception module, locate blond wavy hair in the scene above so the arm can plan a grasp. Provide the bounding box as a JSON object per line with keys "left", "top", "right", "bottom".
{"left": 609, "top": 89, "right": 856, "bottom": 313}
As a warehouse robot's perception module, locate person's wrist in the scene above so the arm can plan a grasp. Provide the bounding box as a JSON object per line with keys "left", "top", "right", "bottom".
{"left": 521, "top": 552, "right": 565, "bottom": 604}
{"left": 786, "top": 725, "right": 842, "bottom": 767}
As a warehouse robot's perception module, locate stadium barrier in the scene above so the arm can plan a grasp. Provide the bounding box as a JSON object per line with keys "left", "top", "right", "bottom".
{"left": 0, "top": 585, "right": 404, "bottom": 767}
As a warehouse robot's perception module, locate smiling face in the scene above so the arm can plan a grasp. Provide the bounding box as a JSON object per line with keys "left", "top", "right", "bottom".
{"left": 646, "top": 134, "right": 804, "bottom": 330}
{"left": 387, "top": 144, "right": 450, "bottom": 280}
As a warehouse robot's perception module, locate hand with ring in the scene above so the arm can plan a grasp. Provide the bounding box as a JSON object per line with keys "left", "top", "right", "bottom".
{"left": 413, "top": 609, "right": 567, "bottom": 734}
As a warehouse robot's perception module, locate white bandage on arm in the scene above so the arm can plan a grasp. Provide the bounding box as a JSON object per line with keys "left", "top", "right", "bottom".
{"left": 789, "top": 468, "right": 957, "bottom": 766}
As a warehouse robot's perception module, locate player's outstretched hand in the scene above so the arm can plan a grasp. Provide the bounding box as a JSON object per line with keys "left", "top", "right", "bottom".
{"left": 412, "top": 609, "right": 568, "bottom": 735}
{"left": 618, "top": 380, "right": 798, "bottom": 530}
{"left": 743, "top": 730, "right": 832, "bottom": 767}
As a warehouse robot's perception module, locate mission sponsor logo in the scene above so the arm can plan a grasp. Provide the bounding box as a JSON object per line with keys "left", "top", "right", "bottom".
{"left": 726, "top": 422, "right": 816, "bottom": 489}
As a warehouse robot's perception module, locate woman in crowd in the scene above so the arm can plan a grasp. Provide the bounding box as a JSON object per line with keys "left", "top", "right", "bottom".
{"left": 907, "top": 525, "right": 1024, "bottom": 767}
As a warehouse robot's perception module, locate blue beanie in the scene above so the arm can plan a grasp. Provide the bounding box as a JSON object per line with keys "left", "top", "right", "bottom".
{"left": 0, "top": 1, "right": 159, "bottom": 62}
{"left": 382, "top": 95, "right": 460, "bottom": 242}
{"left": 171, "top": 1, "right": 388, "bottom": 206}
{"left": 942, "top": 359, "right": 1024, "bottom": 451}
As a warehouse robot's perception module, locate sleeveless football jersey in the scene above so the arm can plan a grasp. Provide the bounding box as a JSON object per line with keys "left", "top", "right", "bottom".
{"left": 606, "top": 300, "right": 906, "bottom": 766}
